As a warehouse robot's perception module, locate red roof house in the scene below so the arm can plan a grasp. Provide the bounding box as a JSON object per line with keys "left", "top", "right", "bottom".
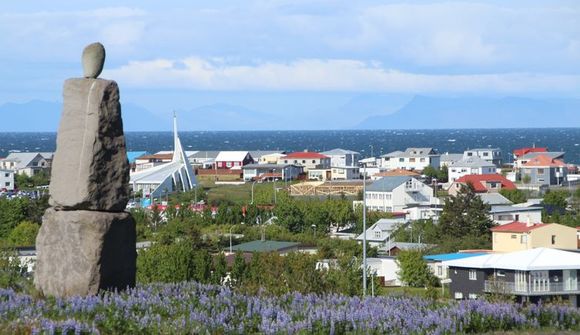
{"left": 449, "top": 173, "right": 516, "bottom": 194}
{"left": 522, "top": 155, "right": 566, "bottom": 168}
{"left": 513, "top": 147, "right": 547, "bottom": 158}
{"left": 279, "top": 151, "right": 331, "bottom": 171}
{"left": 490, "top": 221, "right": 545, "bottom": 233}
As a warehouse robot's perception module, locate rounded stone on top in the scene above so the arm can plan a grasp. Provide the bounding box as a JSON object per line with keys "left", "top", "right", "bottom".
{"left": 82, "top": 42, "right": 106, "bottom": 79}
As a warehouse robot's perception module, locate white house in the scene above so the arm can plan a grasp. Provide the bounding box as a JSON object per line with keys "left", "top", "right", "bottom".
{"left": 440, "top": 153, "right": 464, "bottom": 168}
{"left": 489, "top": 205, "right": 543, "bottom": 226}
{"left": 331, "top": 166, "right": 360, "bottom": 180}
{"left": 355, "top": 218, "right": 407, "bottom": 248}
{"left": 0, "top": 152, "right": 52, "bottom": 177}
{"left": 278, "top": 152, "right": 331, "bottom": 172}
{"left": 463, "top": 148, "right": 502, "bottom": 167}
{"left": 366, "top": 257, "right": 402, "bottom": 286}
{"left": 0, "top": 169, "right": 15, "bottom": 191}
{"left": 242, "top": 163, "right": 303, "bottom": 181}
{"left": 448, "top": 157, "right": 497, "bottom": 182}
{"left": 321, "top": 148, "right": 360, "bottom": 167}
{"left": 380, "top": 148, "right": 440, "bottom": 171}
{"left": 365, "top": 176, "right": 438, "bottom": 212}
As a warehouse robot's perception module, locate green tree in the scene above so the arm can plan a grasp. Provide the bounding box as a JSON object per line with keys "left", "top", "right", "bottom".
{"left": 500, "top": 189, "right": 527, "bottom": 204}
{"left": 542, "top": 190, "right": 568, "bottom": 209}
{"left": 396, "top": 250, "right": 438, "bottom": 287}
{"left": 137, "top": 240, "right": 197, "bottom": 283}
{"left": 0, "top": 246, "right": 27, "bottom": 290}
{"left": 436, "top": 184, "right": 494, "bottom": 252}
{"left": 7, "top": 221, "right": 39, "bottom": 247}
{"left": 0, "top": 197, "right": 30, "bottom": 239}
{"left": 230, "top": 251, "right": 246, "bottom": 285}
{"left": 211, "top": 252, "right": 228, "bottom": 285}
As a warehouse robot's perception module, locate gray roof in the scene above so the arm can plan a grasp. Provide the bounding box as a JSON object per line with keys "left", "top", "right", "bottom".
{"left": 450, "top": 156, "right": 495, "bottom": 168}
{"left": 229, "top": 240, "right": 301, "bottom": 253}
{"left": 1, "top": 152, "right": 44, "bottom": 169}
{"left": 440, "top": 153, "right": 464, "bottom": 162}
{"left": 367, "top": 176, "right": 413, "bottom": 192}
{"left": 478, "top": 193, "right": 513, "bottom": 205}
{"left": 381, "top": 148, "right": 437, "bottom": 158}
{"left": 388, "top": 242, "right": 435, "bottom": 251}
{"left": 356, "top": 218, "right": 407, "bottom": 242}
{"left": 521, "top": 151, "right": 565, "bottom": 160}
{"left": 321, "top": 148, "right": 360, "bottom": 155}
{"left": 466, "top": 148, "right": 500, "bottom": 151}
{"left": 490, "top": 205, "right": 543, "bottom": 214}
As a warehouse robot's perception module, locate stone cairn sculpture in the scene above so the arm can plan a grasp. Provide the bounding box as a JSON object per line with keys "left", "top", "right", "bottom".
{"left": 34, "top": 43, "right": 136, "bottom": 297}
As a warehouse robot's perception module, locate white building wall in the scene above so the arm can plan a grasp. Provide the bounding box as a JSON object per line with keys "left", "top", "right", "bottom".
{"left": 381, "top": 156, "right": 440, "bottom": 171}
{"left": 449, "top": 166, "right": 497, "bottom": 182}
{"left": 0, "top": 170, "right": 15, "bottom": 191}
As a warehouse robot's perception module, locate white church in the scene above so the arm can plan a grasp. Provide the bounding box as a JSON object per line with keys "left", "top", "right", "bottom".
{"left": 129, "top": 115, "right": 196, "bottom": 199}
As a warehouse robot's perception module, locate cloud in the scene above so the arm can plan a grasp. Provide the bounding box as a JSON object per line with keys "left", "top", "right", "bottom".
{"left": 105, "top": 57, "right": 580, "bottom": 94}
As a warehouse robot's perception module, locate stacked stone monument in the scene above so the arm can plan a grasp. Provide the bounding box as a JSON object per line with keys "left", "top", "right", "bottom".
{"left": 34, "top": 43, "right": 136, "bottom": 297}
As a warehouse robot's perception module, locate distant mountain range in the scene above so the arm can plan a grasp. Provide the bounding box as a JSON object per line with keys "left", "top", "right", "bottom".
{"left": 355, "top": 96, "right": 580, "bottom": 129}
{"left": 1, "top": 95, "right": 579, "bottom": 131}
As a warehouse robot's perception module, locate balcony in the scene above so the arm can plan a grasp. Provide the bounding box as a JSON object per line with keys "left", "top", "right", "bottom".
{"left": 484, "top": 280, "right": 580, "bottom": 296}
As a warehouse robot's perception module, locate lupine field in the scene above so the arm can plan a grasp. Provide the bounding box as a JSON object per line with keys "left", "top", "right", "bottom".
{"left": 1, "top": 282, "right": 579, "bottom": 334}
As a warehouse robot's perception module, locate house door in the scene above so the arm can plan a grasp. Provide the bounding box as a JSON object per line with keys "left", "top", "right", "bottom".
{"left": 531, "top": 271, "right": 549, "bottom": 292}
{"left": 563, "top": 270, "right": 578, "bottom": 291}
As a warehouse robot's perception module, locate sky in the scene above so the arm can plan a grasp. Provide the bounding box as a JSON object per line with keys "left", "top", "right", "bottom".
{"left": 0, "top": 1, "right": 579, "bottom": 129}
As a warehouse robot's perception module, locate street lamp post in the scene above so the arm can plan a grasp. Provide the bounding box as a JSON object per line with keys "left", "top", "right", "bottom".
{"left": 229, "top": 226, "right": 234, "bottom": 254}
{"left": 362, "top": 164, "right": 367, "bottom": 296}
{"left": 251, "top": 180, "right": 257, "bottom": 205}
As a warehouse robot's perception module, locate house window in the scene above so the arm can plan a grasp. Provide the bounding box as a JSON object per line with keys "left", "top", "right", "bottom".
{"left": 520, "top": 235, "right": 528, "bottom": 244}
{"left": 409, "top": 158, "right": 416, "bottom": 162}
{"left": 226, "top": 162, "right": 232, "bottom": 167}
{"left": 4, "top": 173, "right": 8, "bottom": 177}
{"left": 483, "top": 152, "right": 489, "bottom": 156}
{"left": 284, "top": 160, "right": 288, "bottom": 164}
{"left": 551, "top": 235, "right": 556, "bottom": 245}
{"left": 4, "top": 182, "right": 9, "bottom": 187}
{"left": 420, "top": 158, "right": 425, "bottom": 162}
{"left": 454, "top": 292, "right": 463, "bottom": 299}
{"left": 495, "top": 270, "right": 506, "bottom": 277}
{"left": 302, "top": 160, "right": 306, "bottom": 164}
{"left": 537, "top": 169, "right": 544, "bottom": 174}
{"left": 437, "top": 266, "right": 442, "bottom": 276}
{"left": 469, "top": 269, "right": 477, "bottom": 280}
{"left": 467, "top": 152, "right": 473, "bottom": 156}
{"left": 312, "top": 160, "right": 316, "bottom": 163}
{"left": 511, "top": 234, "right": 517, "bottom": 239}
{"left": 374, "top": 231, "right": 381, "bottom": 239}
{"left": 468, "top": 293, "right": 478, "bottom": 300}
{"left": 399, "top": 158, "right": 404, "bottom": 162}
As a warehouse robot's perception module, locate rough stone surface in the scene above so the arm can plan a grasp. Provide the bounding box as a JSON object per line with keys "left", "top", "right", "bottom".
{"left": 49, "top": 78, "right": 130, "bottom": 211}
{"left": 34, "top": 208, "right": 136, "bottom": 297}
{"left": 82, "top": 42, "right": 105, "bottom": 78}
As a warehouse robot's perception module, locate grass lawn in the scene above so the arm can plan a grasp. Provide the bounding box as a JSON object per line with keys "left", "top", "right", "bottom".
{"left": 200, "top": 179, "right": 293, "bottom": 204}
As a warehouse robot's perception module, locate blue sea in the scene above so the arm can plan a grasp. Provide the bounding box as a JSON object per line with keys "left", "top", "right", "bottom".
{"left": 1, "top": 128, "right": 579, "bottom": 164}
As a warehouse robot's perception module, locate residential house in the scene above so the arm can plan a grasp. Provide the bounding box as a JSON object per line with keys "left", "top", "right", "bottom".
{"left": 321, "top": 148, "right": 360, "bottom": 167}
{"left": 134, "top": 152, "right": 174, "bottom": 171}
{"left": 331, "top": 166, "right": 360, "bottom": 180}
{"left": 513, "top": 147, "right": 547, "bottom": 161}
{"left": 380, "top": 148, "right": 440, "bottom": 171}
{"left": 215, "top": 151, "right": 254, "bottom": 169}
{"left": 478, "top": 193, "right": 514, "bottom": 206}
{"left": 242, "top": 163, "right": 303, "bottom": 181}
{"left": 463, "top": 148, "right": 502, "bottom": 167}
{"left": 355, "top": 218, "right": 407, "bottom": 248}
{"left": 514, "top": 151, "right": 564, "bottom": 169}
{"left": 381, "top": 242, "right": 434, "bottom": 256}
{"left": 187, "top": 151, "right": 221, "bottom": 168}
{"left": 279, "top": 151, "right": 331, "bottom": 172}
{"left": 490, "top": 221, "right": 577, "bottom": 252}
{"left": 403, "top": 204, "right": 443, "bottom": 221}
{"left": 424, "top": 252, "right": 491, "bottom": 281}
{"left": 0, "top": 152, "right": 52, "bottom": 177}
{"left": 256, "top": 152, "right": 286, "bottom": 164}
{"left": 440, "top": 153, "right": 464, "bottom": 168}
{"left": 445, "top": 248, "right": 580, "bottom": 306}
{"left": 0, "top": 169, "right": 14, "bottom": 191}
{"left": 448, "top": 157, "right": 497, "bottom": 182}
{"left": 489, "top": 205, "right": 543, "bottom": 226}
{"left": 520, "top": 154, "right": 567, "bottom": 186}
{"left": 448, "top": 174, "right": 516, "bottom": 196}
{"left": 359, "top": 157, "right": 379, "bottom": 168}
{"left": 308, "top": 168, "right": 332, "bottom": 181}
{"left": 366, "top": 256, "right": 402, "bottom": 286}
{"left": 365, "top": 176, "right": 438, "bottom": 212}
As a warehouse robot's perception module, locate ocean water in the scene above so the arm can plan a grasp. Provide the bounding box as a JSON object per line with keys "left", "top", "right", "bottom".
{"left": 1, "top": 128, "right": 579, "bottom": 164}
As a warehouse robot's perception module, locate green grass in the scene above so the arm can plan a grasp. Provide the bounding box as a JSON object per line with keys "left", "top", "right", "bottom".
{"left": 200, "top": 180, "right": 294, "bottom": 204}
